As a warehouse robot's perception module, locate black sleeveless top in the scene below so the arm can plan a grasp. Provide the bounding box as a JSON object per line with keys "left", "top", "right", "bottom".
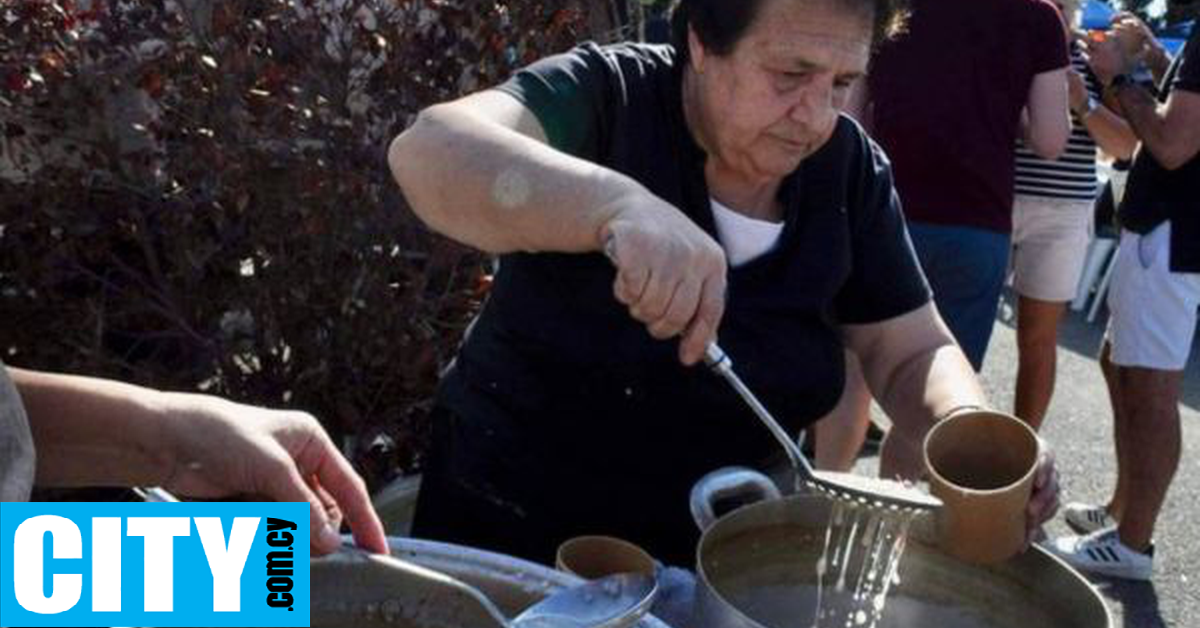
{"left": 422, "top": 43, "right": 930, "bottom": 564}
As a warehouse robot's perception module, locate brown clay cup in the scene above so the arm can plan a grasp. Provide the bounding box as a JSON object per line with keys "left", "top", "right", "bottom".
{"left": 555, "top": 535, "right": 657, "bottom": 580}
{"left": 923, "top": 410, "right": 1040, "bottom": 565}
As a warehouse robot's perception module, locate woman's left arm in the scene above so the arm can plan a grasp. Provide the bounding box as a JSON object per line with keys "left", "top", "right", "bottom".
{"left": 843, "top": 308, "right": 1060, "bottom": 540}
{"left": 842, "top": 303, "right": 984, "bottom": 479}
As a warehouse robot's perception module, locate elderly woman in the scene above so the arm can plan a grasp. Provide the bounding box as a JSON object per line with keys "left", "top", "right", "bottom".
{"left": 389, "top": 0, "right": 1059, "bottom": 566}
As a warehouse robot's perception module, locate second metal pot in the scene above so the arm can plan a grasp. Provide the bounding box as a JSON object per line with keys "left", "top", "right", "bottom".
{"left": 689, "top": 467, "right": 1111, "bottom": 628}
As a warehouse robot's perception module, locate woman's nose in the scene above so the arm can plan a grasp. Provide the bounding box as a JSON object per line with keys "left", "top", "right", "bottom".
{"left": 789, "top": 78, "right": 835, "bottom": 124}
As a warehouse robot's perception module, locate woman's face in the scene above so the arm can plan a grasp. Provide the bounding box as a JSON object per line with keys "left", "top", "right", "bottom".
{"left": 686, "top": 0, "right": 873, "bottom": 182}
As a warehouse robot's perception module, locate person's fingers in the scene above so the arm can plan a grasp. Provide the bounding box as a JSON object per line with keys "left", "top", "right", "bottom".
{"left": 259, "top": 453, "right": 342, "bottom": 555}
{"left": 307, "top": 439, "right": 389, "bottom": 555}
{"left": 630, "top": 259, "right": 676, "bottom": 323}
{"left": 679, "top": 273, "right": 726, "bottom": 365}
{"left": 614, "top": 261, "right": 651, "bottom": 306}
{"left": 310, "top": 477, "right": 344, "bottom": 535}
{"left": 606, "top": 229, "right": 649, "bottom": 306}
{"left": 648, "top": 275, "right": 700, "bottom": 340}
{"left": 1025, "top": 447, "right": 1060, "bottom": 534}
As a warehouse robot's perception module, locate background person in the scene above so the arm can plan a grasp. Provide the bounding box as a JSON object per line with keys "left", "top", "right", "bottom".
{"left": 389, "top": 0, "right": 1060, "bottom": 566}
{"left": 1049, "top": 1, "right": 1200, "bottom": 581}
{"left": 816, "top": 0, "right": 1071, "bottom": 471}
{"left": 1010, "top": 0, "right": 1138, "bottom": 431}
{"left": 0, "top": 362, "right": 388, "bottom": 556}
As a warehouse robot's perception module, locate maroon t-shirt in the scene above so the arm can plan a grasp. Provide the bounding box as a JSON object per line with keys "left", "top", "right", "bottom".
{"left": 868, "top": 0, "right": 1068, "bottom": 233}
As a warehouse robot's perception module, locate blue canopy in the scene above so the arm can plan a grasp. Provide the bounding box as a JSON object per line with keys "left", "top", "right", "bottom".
{"left": 1079, "top": 2, "right": 1192, "bottom": 56}
{"left": 1081, "top": 0, "right": 1116, "bottom": 30}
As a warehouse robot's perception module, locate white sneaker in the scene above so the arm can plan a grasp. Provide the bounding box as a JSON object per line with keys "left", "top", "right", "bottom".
{"left": 1047, "top": 529, "right": 1153, "bottom": 581}
{"left": 1063, "top": 502, "right": 1117, "bottom": 534}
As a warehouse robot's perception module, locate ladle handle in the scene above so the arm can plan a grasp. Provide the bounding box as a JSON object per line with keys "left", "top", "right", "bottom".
{"left": 703, "top": 344, "right": 817, "bottom": 483}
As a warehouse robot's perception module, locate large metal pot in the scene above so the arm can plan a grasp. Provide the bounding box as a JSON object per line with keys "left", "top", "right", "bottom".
{"left": 310, "top": 537, "right": 674, "bottom": 628}
{"left": 690, "top": 468, "right": 1112, "bottom": 628}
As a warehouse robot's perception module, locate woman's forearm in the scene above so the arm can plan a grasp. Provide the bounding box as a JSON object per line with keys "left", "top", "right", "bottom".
{"left": 1082, "top": 106, "right": 1138, "bottom": 161}
{"left": 389, "top": 92, "right": 649, "bottom": 255}
{"left": 847, "top": 305, "right": 988, "bottom": 480}
{"left": 9, "top": 367, "right": 175, "bottom": 488}
{"left": 872, "top": 344, "right": 987, "bottom": 478}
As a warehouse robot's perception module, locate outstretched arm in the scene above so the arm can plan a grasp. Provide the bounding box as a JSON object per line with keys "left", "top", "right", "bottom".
{"left": 844, "top": 305, "right": 1059, "bottom": 542}
{"left": 1085, "top": 34, "right": 1200, "bottom": 170}
{"left": 9, "top": 367, "right": 389, "bottom": 556}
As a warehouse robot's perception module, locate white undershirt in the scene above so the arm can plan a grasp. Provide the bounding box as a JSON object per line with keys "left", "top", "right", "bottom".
{"left": 710, "top": 198, "right": 785, "bottom": 267}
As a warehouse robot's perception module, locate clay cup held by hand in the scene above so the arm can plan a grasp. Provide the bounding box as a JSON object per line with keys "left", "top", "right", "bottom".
{"left": 555, "top": 535, "right": 657, "bottom": 580}
{"left": 923, "top": 410, "right": 1040, "bottom": 565}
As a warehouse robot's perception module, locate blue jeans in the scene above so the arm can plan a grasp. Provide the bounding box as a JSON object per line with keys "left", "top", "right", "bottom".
{"left": 908, "top": 222, "right": 1010, "bottom": 371}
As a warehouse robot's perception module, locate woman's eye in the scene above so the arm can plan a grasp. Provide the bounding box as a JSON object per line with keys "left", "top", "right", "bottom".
{"left": 774, "top": 71, "right": 806, "bottom": 91}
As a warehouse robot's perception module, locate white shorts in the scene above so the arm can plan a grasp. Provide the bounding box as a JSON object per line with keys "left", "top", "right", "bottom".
{"left": 1010, "top": 195, "right": 1093, "bottom": 302}
{"left": 1106, "top": 223, "right": 1200, "bottom": 370}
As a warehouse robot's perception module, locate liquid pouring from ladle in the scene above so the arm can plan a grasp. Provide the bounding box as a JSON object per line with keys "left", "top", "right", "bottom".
{"left": 703, "top": 343, "right": 941, "bottom": 513}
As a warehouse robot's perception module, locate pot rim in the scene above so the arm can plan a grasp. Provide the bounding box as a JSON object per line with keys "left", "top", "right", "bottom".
{"left": 692, "top": 493, "right": 1113, "bottom": 628}
{"left": 922, "top": 410, "right": 1041, "bottom": 496}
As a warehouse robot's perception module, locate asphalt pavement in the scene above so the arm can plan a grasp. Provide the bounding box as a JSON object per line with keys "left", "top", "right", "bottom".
{"left": 859, "top": 291, "right": 1198, "bottom": 628}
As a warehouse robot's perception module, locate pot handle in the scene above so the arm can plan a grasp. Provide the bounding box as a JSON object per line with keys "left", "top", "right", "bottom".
{"left": 689, "top": 466, "right": 782, "bottom": 532}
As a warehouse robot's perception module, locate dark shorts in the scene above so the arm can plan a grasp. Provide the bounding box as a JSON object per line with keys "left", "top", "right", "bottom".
{"left": 907, "top": 221, "right": 1010, "bottom": 370}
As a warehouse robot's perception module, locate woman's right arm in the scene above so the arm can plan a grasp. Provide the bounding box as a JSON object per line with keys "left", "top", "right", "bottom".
{"left": 387, "top": 91, "right": 727, "bottom": 365}
{"left": 389, "top": 91, "right": 638, "bottom": 254}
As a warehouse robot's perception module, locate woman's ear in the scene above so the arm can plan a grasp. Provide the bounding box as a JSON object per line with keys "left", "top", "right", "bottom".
{"left": 688, "top": 25, "right": 707, "bottom": 73}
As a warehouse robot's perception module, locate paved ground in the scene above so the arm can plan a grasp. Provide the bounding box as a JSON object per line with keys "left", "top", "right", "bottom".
{"left": 860, "top": 292, "right": 1198, "bottom": 628}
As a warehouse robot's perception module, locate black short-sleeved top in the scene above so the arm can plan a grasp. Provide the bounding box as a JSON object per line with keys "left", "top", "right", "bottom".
{"left": 1120, "top": 28, "right": 1200, "bottom": 273}
{"left": 429, "top": 42, "right": 930, "bottom": 563}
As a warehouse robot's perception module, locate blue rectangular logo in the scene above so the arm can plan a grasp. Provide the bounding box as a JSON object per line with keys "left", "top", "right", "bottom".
{"left": 0, "top": 501, "right": 309, "bottom": 627}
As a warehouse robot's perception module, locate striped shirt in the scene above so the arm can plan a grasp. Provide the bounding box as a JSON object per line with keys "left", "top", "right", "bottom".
{"left": 1014, "top": 46, "right": 1101, "bottom": 201}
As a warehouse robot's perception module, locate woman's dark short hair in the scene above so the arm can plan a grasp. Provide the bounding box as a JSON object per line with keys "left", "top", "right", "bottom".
{"left": 669, "top": 0, "right": 909, "bottom": 62}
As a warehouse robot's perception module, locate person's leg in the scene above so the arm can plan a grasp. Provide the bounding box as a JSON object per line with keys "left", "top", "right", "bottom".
{"left": 1014, "top": 296, "right": 1067, "bottom": 430}
{"left": 1009, "top": 197, "right": 1092, "bottom": 430}
{"left": 813, "top": 351, "right": 872, "bottom": 472}
{"left": 1050, "top": 224, "right": 1198, "bottom": 579}
{"left": 1112, "top": 365, "right": 1183, "bottom": 552}
{"left": 907, "top": 222, "right": 1010, "bottom": 370}
{"left": 1098, "top": 341, "right": 1128, "bottom": 520}
{"left": 1087, "top": 223, "right": 1198, "bottom": 548}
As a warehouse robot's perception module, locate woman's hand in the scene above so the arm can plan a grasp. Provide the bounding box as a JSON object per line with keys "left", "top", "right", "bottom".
{"left": 601, "top": 193, "right": 728, "bottom": 366}
{"left": 1026, "top": 440, "right": 1062, "bottom": 546}
{"left": 1082, "top": 34, "right": 1135, "bottom": 85}
{"left": 158, "top": 392, "right": 389, "bottom": 556}
{"left": 1110, "top": 12, "right": 1158, "bottom": 60}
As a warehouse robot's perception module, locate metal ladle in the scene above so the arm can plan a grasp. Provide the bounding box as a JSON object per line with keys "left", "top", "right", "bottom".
{"left": 136, "top": 487, "right": 658, "bottom": 628}
{"left": 704, "top": 343, "right": 941, "bottom": 513}
{"left": 312, "top": 549, "right": 657, "bottom": 628}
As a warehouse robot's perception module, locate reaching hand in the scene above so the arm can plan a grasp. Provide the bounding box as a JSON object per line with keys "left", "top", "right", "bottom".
{"left": 600, "top": 192, "right": 728, "bottom": 366}
{"left": 158, "top": 393, "right": 389, "bottom": 556}
{"left": 1110, "top": 12, "right": 1157, "bottom": 60}
{"left": 1026, "top": 440, "right": 1062, "bottom": 546}
{"left": 1081, "top": 34, "right": 1134, "bottom": 85}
